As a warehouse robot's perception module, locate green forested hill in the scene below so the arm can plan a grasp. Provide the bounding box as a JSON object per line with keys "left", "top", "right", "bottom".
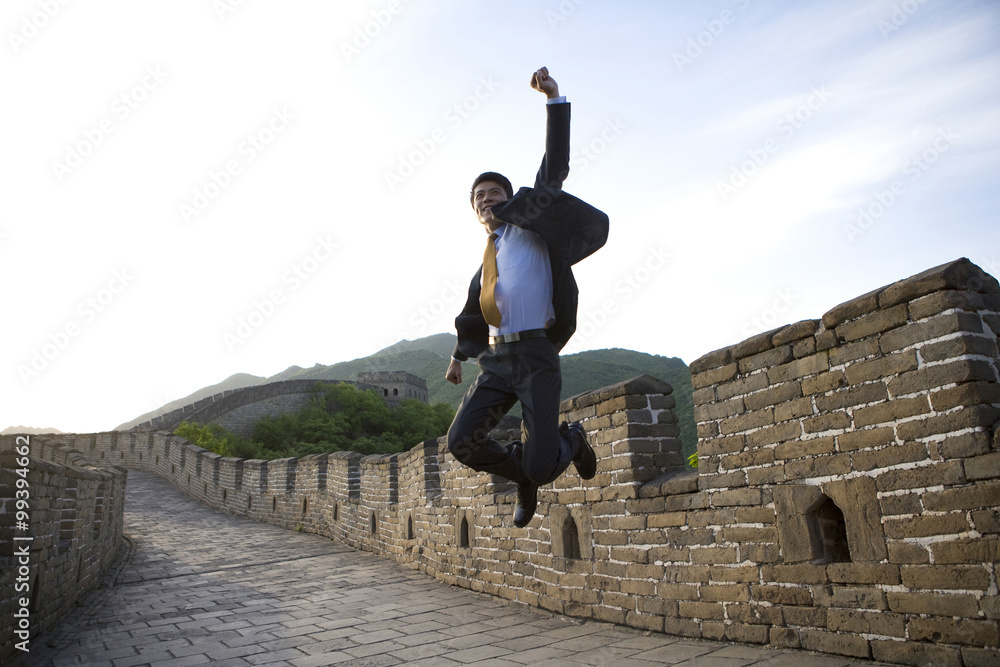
{"left": 266, "top": 335, "right": 695, "bottom": 457}
{"left": 118, "top": 334, "right": 697, "bottom": 458}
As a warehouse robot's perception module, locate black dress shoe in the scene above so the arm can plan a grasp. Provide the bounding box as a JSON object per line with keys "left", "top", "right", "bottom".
{"left": 568, "top": 422, "right": 597, "bottom": 480}
{"left": 513, "top": 482, "right": 538, "bottom": 528}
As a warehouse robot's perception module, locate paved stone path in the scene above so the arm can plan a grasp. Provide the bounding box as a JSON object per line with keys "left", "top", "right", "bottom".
{"left": 20, "top": 471, "right": 891, "bottom": 667}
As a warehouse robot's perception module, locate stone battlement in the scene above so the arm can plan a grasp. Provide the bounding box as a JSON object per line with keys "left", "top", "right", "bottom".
{"left": 3, "top": 257, "right": 999, "bottom": 666}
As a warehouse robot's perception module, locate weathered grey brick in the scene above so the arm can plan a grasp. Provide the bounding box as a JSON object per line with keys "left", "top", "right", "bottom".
{"left": 852, "top": 395, "right": 930, "bottom": 428}
{"left": 835, "top": 303, "right": 909, "bottom": 343}
{"left": 743, "top": 381, "right": 802, "bottom": 411}
{"left": 767, "top": 353, "right": 830, "bottom": 384}
{"left": 880, "top": 311, "right": 984, "bottom": 354}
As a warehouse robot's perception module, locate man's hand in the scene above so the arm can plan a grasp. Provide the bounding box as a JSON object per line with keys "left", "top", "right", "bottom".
{"left": 531, "top": 67, "right": 560, "bottom": 99}
{"left": 446, "top": 358, "right": 463, "bottom": 385}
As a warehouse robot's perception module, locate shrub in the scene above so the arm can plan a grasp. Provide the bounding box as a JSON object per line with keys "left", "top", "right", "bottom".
{"left": 173, "top": 421, "right": 253, "bottom": 458}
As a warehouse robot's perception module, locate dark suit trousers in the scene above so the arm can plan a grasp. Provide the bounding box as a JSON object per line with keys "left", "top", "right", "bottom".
{"left": 447, "top": 338, "right": 579, "bottom": 487}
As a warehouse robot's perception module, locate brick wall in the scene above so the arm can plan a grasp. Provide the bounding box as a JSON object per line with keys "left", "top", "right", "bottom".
{"left": 0, "top": 435, "right": 127, "bottom": 663}
{"left": 688, "top": 258, "right": 1000, "bottom": 665}
{"left": 16, "top": 257, "right": 1000, "bottom": 666}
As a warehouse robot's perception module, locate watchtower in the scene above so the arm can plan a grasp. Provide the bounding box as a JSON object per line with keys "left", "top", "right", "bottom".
{"left": 357, "top": 371, "right": 428, "bottom": 406}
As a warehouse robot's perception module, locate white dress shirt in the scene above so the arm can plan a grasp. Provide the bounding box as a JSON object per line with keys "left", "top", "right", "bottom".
{"left": 486, "top": 223, "right": 555, "bottom": 336}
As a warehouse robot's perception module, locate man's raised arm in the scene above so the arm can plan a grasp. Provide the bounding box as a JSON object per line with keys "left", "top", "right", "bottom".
{"left": 531, "top": 67, "right": 570, "bottom": 190}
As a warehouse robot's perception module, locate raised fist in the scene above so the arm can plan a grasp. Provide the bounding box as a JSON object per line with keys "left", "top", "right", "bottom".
{"left": 531, "top": 67, "right": 560, "bottom": 98}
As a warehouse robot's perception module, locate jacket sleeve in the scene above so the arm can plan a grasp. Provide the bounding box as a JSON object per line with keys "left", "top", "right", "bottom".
{"left": 452, "top": 268, "right": 489, "bottom": 361}
{"left": 533, "top": 102, "right": 571, "bottom": 191}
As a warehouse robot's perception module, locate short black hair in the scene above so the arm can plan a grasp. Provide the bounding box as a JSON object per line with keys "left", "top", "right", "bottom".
{"left": 470, "top": 172, "right": 513, "bottom": 206}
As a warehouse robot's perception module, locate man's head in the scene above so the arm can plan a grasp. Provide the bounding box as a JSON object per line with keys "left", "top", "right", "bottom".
{"left": 470, "top": 172, "right": 513, "bottom": 205}
{"left": 470, "top": 172, "right": 513, "bottom": 229}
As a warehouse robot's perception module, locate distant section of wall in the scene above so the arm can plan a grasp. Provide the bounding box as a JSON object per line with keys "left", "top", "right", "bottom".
{"left": 130, "top": 379, "right": 375, "bottom": 436}
{"left": 0, "top": 436, "right": 126, "bottom": 663}
{"left": 130, "top": 375, "right": 428, "bottom": 437}
{"left": 20, "top": 258, "right": 1000, "bottom": 666}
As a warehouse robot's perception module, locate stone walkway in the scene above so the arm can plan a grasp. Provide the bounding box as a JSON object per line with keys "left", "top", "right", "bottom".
{"left": 19, "top": 471, "right": 891, "bottom": 667}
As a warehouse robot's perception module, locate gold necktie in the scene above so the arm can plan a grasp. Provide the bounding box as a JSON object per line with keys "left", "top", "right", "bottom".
{"left": 480, "top": 232, "right": 501, "bottom": 327}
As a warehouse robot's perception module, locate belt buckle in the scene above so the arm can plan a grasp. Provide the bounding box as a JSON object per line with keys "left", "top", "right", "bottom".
{"left": 489, "top": 332, "right": 515, "bottom": 346}
{"left": 490, "top": 329, "right": 545, "bottom": 346}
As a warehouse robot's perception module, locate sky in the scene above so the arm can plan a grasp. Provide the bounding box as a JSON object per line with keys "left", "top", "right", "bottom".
{"left": 4, "top": 0, "right": 999, "bottom": 434}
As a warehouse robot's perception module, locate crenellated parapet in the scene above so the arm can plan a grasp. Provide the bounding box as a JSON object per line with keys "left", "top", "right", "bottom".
{"left": 6, "top": 257, "right": 999, "bottom": 666}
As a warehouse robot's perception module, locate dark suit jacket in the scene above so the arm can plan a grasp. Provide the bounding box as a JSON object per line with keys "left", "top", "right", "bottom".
{"left": 452, "top": 102, "right": 610, "bottom": 362}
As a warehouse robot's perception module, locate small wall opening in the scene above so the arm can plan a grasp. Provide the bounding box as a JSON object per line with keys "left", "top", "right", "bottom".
{"left": 407, "top": 514, "right": 414, "bottom": 540}
{"left": 272, "top": 496, "right": 277, "bottom": 512}
{"left": 775, "top": 485, "right": 860, "bottom": 564}
{"left": 370, "top": 512, "right": 377, "bottom": 535}
{"left": 222, "top": 488, "right": 228, "bottom": 503}
{"left": 815, "top": 496, "right": 850, "bottom": 564}
{"left": 333, "top": 502, "right": 339, "bottom": 522}
{"left": 302, "top": 497, "right": 308, "bottom": 514}
{"left": 247, "top": 495, "right": 253, "bottom": 511}
{"left": 459, "top": 516, "right": 470, "bottom": 548}
{"left": 561, "top": 516, "right": 582, "bottom": 559}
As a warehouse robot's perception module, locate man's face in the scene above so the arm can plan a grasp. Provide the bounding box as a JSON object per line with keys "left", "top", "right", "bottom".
{"left": 472, "top": 181, "right": 508, "bottom": 227}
